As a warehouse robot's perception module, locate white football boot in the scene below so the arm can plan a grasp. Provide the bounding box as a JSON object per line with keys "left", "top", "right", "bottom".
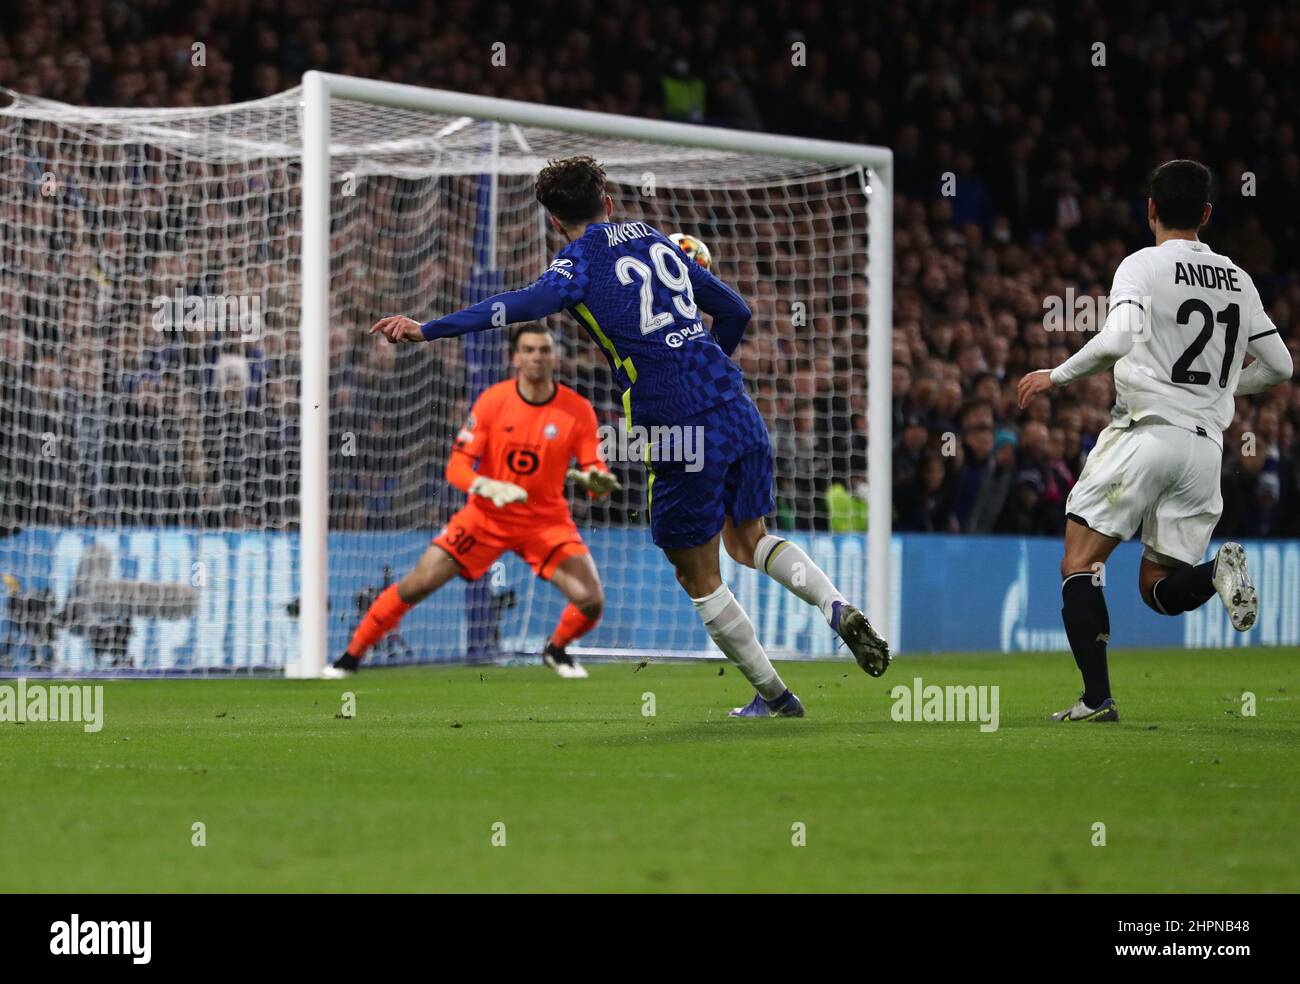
{"left": 1051, "top": 696, "right": 1119, "bottom": 722}
{"left": 1212, "top": 542, "right": 1257, "bottom": 632}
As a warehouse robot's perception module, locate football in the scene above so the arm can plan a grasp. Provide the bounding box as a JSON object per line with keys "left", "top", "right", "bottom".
{"left": 669, "top": 232, "right": 713, "bottom": 269}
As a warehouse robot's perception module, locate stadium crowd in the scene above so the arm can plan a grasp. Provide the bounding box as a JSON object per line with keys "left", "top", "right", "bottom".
{"left": 1, "top": 0, "right": 1299, "bottom": 538}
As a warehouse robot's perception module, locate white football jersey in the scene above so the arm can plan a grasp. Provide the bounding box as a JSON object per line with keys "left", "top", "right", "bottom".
{"left": 1107, "top": 238, "right": 1276, "bottom": 444}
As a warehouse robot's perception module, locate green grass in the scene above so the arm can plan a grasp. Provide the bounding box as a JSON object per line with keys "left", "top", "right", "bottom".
{"left": 1, "top": 648, "right": 1297, "bottom": 892}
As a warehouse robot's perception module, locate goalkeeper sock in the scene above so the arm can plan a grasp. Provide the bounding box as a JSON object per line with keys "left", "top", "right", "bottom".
{"left": 1150, "top": 561, "right": 1215, "bottom": 615}
{"left": 550, "top": 604, "right": 600, "bottom": 648}
{"left": 345, "top": 584, "right": 413, "bottom": 660}
{"left": 691, "top": 584, "right": 786, "bottom": 700}
{"left": 1060, "top": 572, "right": 1111, "bottom": 708}
{"left": 753, "top": 534, "right": 845, "bottom": 621}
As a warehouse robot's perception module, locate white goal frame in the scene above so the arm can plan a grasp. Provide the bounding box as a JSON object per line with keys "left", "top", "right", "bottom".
{"left": 292, "top": 70, "right": 894, "bottom": 678}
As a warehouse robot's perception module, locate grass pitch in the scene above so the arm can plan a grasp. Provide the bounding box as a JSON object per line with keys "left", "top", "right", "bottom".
{"left": 2, "top": 648, "right": 1297, "bottom": 892}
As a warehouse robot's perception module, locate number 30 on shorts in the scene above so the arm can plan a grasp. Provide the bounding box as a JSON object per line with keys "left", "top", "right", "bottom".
{"left": 442, "top": 525, "right": 477, "bottom": 555}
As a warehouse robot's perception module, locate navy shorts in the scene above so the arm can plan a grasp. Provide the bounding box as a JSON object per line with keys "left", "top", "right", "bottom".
{"left": 646, "top": 394, "right": 775, "bottom": 550}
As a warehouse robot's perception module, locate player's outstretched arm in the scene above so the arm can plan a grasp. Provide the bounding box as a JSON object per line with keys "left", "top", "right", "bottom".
{"left": 1016, "top": 368, "right": 1056, "bottom": 408}
{"left": 1018, "top": 296, "right": 1142, "bottom": 407}
{"left": 419, "top": 282, "right": 569, "bottom": 341}
{"left": 370, "top": 315, "right": 425, "bottom": 343}
{"left": 369, "top": 281, "right": 571, "bottom": 344}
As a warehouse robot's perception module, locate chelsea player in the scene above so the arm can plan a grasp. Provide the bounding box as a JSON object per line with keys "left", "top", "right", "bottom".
{"left": 371, "top": 156, "right": 891, "bottom": 717}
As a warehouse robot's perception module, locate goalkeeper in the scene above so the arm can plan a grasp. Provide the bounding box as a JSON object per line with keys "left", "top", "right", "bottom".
{"left": 332, "top": 324, "right": 618, "bottom": 679}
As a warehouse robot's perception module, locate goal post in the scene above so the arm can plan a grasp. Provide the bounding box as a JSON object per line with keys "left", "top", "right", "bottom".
{"left": 294, "top": 71, "right": 893, "bottom": 678}
{"left": 293, "top": 71, "right": 332, "bottom": 678}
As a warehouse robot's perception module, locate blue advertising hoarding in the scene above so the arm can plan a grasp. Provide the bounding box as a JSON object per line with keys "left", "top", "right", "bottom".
{"left": 1, "top": 527, "right": 1297, "bottom": 671}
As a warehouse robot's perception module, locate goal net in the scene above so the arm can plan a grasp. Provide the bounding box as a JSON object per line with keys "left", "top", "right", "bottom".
{"left": 0, "top": 74, "right": 891, "bottom": 675}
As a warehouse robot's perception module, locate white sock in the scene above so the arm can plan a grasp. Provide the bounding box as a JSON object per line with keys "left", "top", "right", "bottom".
{"left": 692, "top": 584, "right": 787, "bottom": 700}
{"left": 754, "top": 534, "right": 845, "bottom": 623}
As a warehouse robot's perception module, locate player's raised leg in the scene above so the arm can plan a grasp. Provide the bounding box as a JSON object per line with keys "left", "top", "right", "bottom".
{"left": 1139, "top": 543, "right": 1257, "bottom": 631}
{"left": 665, "top": 534, "right": 803, "bottom": 718}
{"left": 727, "top": 517, "right": 890, "bottom": 677}
{"left": 1052, "top": 518, "right": 1120, "bottom": 722}
{"left": 328, "top": 543, "right": 462, "bottom": 676}
{"left": 542, "top": 551, "right": 605, "bottom": 679}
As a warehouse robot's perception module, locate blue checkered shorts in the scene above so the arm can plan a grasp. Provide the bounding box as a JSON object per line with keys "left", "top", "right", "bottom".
{"left": 646, "top": 394, "right": 775, "bottom": 550}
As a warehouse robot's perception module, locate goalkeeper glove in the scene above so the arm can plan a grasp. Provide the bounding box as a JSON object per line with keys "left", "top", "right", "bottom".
{"left": 469, "top": 476, "right": 529, "bottom": 508}
{"left": 566, "top": 467, "right": 621, "bottom": 496}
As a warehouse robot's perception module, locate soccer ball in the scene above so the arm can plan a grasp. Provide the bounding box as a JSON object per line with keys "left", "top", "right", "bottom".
{"left": 669, "top": 232, "right": 713, "bottom": 270}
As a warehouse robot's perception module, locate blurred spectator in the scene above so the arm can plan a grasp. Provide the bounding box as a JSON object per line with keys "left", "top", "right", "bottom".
{"left": 996, "top": 469, "right": 1057, "bottom": 536}
{"left": 898, "top": 454, "right": 957, "bottom": 533}
{"left": 661, "top": 58, "right": 705, "bottom": 123}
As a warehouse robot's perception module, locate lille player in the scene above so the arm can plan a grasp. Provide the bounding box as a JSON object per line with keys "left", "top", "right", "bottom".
{"left": 370, "top": 156, "right": 890, "bottom": 718}
{"left": 331, "top": 324, "right": 619, "bottom": 679}
{"left": 1018, "top": 160, "right": 1293, "bottom": 722}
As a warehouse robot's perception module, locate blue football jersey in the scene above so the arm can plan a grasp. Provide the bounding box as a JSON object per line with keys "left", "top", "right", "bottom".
{"left": 420, "top": 220, "right": 754, "bottom": 429}
{"left": 534, "top": 221, "right": 752, "bottom": 427}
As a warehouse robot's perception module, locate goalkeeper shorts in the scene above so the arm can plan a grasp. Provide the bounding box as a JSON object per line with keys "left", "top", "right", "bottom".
{"left": 434, "top": 506, "right": 589, "bottom": 581}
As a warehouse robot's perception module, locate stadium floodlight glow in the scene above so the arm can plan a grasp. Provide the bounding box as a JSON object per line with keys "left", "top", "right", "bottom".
{"left": 0, "top": 73, "right": 891, "bottom": 677}
{"left": 295, "top": 71, "right": 894, "bottom": 679}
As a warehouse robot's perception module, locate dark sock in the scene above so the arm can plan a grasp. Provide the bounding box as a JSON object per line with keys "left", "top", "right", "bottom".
{"left": 1061, "top": 573, "right": 1111, "bottom": 707}
{"left": 1150, "top": 561, "right": 1215, "bottom": 615}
